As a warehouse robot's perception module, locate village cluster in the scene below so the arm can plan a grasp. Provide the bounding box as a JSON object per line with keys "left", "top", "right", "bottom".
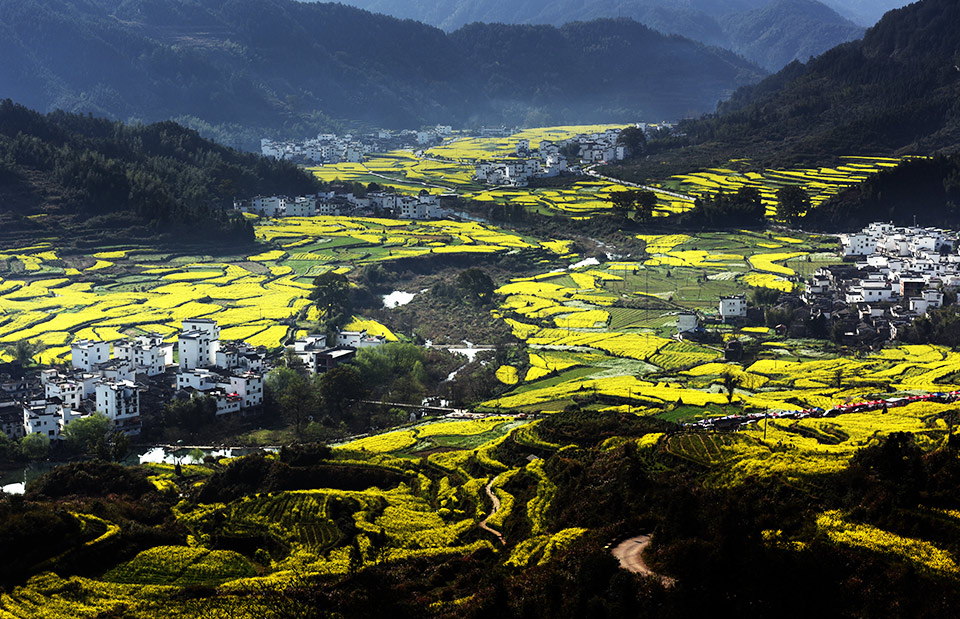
{"left": 684, "top": 223, "right": 960, "bottom": 346}
{"left": 233, "top": 190, "right": 454, "bottom": 220}
{"left": 0, "top": 321, "right": 385, "bottom": 443}
{"left": 240, "top": 124, "right": 659, "bottom": 218}
{"left": 259, "top": 125, "right": 455, "bottom": 163}
{"left": 473, "top": 128, "right": 636, "bottom": 187}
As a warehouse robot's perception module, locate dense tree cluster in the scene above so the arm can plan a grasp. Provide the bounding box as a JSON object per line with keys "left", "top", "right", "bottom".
{"left": 803, "top": 154, "right": 960, "bottom": 231}
{"left": 264, "top": 342, "right": 463, "bottom": 440}
{"left": 674, "top": 186, "right": 767, "bottom": 228}
{"left": 0, "top": 99, "right": 320, "bottom": 243}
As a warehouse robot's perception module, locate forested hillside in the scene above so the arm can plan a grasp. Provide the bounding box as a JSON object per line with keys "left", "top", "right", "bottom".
{"left": 0, "top": 100, "right": 319, "bottom": 245}
{"left": 684, "top": 0, "right": 960, "bottom": 158}
{"left": 0, "top": 0, "right": 763, "bottom": 149}
{"left": 604, "top": 0, "right": 960, "bottom": 182}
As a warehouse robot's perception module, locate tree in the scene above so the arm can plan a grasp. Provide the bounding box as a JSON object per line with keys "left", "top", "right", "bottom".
{"left": 281, "top": 372, "right": 318, "bottom": 437}
{"left": 776, "top": 185, "right": 810, "bottom": 226}
{"left": 20, "top": 433, "right": 49, "bottom": 460}
{"left": 456, "top": 268, "right": 495, "bottom": 305}
{"left": 317, "top": 365, "right": 365, "bottom": 421}
{"left": 616, "top": 126, "right": 646, "bottom": 157}
{"left": 635, "top": 190, "right": 657, "bottom": 223}
{"left": 163, "top": 394, "right": 217, "bottom": 433}
{"left": 309, "top": 272, "right": 351, "bottom": 324}
{"left": 62, "top": 413, "right": 110, "bottom": 456}
{"left": 606, "top": 189, "right": 657, "bottom": 222}
{"left": 3, "top": 339, "right": 45, "bottom": 366}
{"left": 0, "top": 433, "right": 20, "bottom": 463}
{"left": 607, "top": 189, "right": 639, "bottom": 216}
{"left": 722, "top": 371, "right": 739, "bottom": 403}
{"left": 559, "top": 142, "right": 581, "bottom": 161}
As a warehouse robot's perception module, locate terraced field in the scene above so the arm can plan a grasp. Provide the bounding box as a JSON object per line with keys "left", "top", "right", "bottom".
{"left": 0, "top": 218, "right": 572, "bottom": 363}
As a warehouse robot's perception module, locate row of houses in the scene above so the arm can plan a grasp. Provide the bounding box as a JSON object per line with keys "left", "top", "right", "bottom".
{"left": 234, "top": 190, "right": 453, "bottom": 220}
{"left": 0, "top": 321, "right": 272, "bottom": 442}
{"left": 260, "top": 126, "right": 454, "bottom": 164}
{"left": 840, "top": 222, "right": 959, "bottom": 259}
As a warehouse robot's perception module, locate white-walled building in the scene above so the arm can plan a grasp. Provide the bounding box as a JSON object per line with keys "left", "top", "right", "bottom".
{"left": 335, "top": 330, "right": 386, "bottom": 349}
{"left": 251, "top": 196, "right": 286, "bottom": 217}
{"left": 177, "top": 369, "right": 219, "bottom": 391}
{"left": 229, "top": 372, "right": 264, "bottom": 409}
{"left": 71, "top": 340, "right": 110, "bottom": 372}
{"left": 179, "top": 319, "right": 221, "bottom": 371}
{"left": 22, "top": 399, "right": 67, "bottom": 440}
{"left": 719, "top": 296, "right": 747, "bottom": 322}
{"left": 95, "top": 379, "right": 141, "bottom": 435}
{"left": 292, "top": 334, "right": 357, "bottom": 374}
{"left": 286, "top": 196, "right": 317, "bottom": 217}
{"left": 114, "top": 333, "right": 173, "bottom": 377}
{"left": 840, "top": 233, "right": 876, "bottom": 257}
{"left": 42, "top": 374, "right": 84, "bottom": 410}
{"left": 676, "top": 312, "right": 700, "bottom": 334}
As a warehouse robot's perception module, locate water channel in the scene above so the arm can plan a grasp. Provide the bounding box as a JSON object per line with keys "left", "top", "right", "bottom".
{"left": 0, "top": 445, "right": 272, "bottom": 494}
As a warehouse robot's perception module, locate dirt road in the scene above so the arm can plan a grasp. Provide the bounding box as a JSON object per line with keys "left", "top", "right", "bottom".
{"left": 611, "top": 535, "right": 675, "bottom": 587}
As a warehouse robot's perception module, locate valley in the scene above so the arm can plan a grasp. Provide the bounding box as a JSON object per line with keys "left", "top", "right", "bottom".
{"left": 2, "top": 0, "right": 960, "bottom": 616}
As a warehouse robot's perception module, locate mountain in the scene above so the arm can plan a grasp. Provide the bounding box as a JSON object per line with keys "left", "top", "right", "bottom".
{"left": 325, "top": 0, "right": 864, "bottom": 72}
{"left": 0, "top": 99, "right": 318, "bottom": 245}
{"left": 667, "top": 0, "right": 960, "bottom": 164}
{"left": 0, "top": 0, "right": 764, "bottom": 149}
{"left": 719, "top": 0, "right": 864, "bottom": 71}
{"left": 820, "top": 0, "right": 913, "bottom": 26}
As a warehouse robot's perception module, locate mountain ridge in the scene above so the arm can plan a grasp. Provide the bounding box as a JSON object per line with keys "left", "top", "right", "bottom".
{"left": 0, "top": 0, "right": 764, "bottom": 149}
{"left": 319, "top": 0, "right": 865, "bottom": 72}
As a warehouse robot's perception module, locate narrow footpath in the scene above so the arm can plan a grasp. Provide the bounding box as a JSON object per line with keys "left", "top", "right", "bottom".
{"left": 478, "top": 474, "right": 506, "bottom": 546}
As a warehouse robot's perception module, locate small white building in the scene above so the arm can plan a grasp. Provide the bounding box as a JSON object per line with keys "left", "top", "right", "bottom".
{"left": 71, "top": 340, "right": 110, "bottom": 372}
{"left": 95, "top": 379, "right": 141, "bottom": 435}
{"left": 335, "top": 330, "right": 386, "bottom": 348}
{"left": 840, "top": 233, "right": 877, "bottom": 257}
{"left": 179, "top": 319, "right": 221, "bottom": 371}
{"left": 676, "top": 312, "right": 700, "bottom": 334}
{"left": 177, "top": 369, "right": 219, "bottom": 391}
{"left": 286, "top": 196, "right": 317, "bottom": 217}
{"left": 22, "top": 399, "right": 66, "bottom": 440}
{"left": 252, "top": 196, "right": 286, "bottom": 217}
{"left": 228, "top": 372, "right": 264, "bottom": 409}
{"left": 43, "top": 374, "right": 84, "bottom": 410}
{"left": 114, "top": 333, "right": 172, "bottom": 377}
{"left": 719, "top": 296, "right": 747, "bottom": 322}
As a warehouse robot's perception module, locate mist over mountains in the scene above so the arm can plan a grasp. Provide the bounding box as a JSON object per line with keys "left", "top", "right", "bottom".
{"left": 323, "top": 0, "right": 877, "bottom": 72}
{"left": 0, "top": 0, "right": 763, "bottom": 149}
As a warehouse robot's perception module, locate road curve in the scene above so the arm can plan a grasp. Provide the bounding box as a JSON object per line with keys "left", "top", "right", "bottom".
{"left": 611, "top": 535, "right": 675, "bottom": 587}
{"left": 479, "top": 475, "right": 506, "bottom": 546}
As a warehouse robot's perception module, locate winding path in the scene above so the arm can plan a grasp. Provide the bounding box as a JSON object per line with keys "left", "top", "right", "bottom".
{"left": 478, "top": 475, "right": 506, "bottom": 546}
{"left": 610, "top": 535, "right": 675, "bottom": 587}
